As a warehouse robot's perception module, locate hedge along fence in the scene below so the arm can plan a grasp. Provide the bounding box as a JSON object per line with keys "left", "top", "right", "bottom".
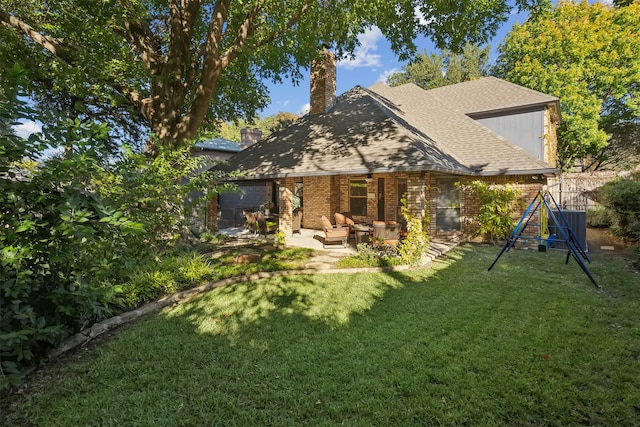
{"left": 597, "top": 175, "right": 640, "bottom": 240}
{"left": 547, "top": 171, "right": 631, "bottom": 211}
{"left": 0, "top": 66, "right": 223, "bottom": 390}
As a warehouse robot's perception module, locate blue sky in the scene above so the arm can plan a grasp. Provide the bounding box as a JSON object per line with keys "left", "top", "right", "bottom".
{"left": 259, "top": 8, "right": 532, "bottom": 118}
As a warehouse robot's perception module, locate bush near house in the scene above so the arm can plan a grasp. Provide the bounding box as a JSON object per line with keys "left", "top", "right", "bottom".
{"left": 598, "top": 175, "right": 640, "bottom": 240}
{"left": 586, "top": 206, "right": 612, "bottom": 228}
{"left": 459, "top": 181, "right": 522, "bottom": 243}
{"left": 0, "top": 68, "right": 218, "bottom": 389}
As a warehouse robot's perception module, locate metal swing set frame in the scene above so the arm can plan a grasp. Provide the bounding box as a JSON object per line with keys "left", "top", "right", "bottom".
{"left": 488, "top": 191, "right": 600, "bottom": 289}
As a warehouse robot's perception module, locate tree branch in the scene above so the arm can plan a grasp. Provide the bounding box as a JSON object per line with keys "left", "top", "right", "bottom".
{"left": 170, "top": 0, "right": 231, "bottom": 145}
{"left": 249, "top": 0, "right": 314, "bottom": 52}
{"left": 221, "top": 2, "right": 264, "bottom": 65}
{"left": 0, "top": 8, "right": 76, "bottom": 64}
{"left": 117, "top": 0, "right": 164, "bottom": 74}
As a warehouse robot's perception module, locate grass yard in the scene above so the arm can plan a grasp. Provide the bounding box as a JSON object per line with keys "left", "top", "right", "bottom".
{"left": 5, "top": 245, "right": 640, "bottom": 426}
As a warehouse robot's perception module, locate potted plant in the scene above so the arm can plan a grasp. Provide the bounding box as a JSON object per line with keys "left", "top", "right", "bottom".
{"left": 292, "top": 195, "right": 302, "bottom": 233}
{"left": 261, "top": 199, "right": 275, "bottom": 216}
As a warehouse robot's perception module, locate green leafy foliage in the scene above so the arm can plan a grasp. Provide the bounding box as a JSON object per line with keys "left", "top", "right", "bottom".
{"left": 587, "top": 206, "right": 613, "bottom": 228}
{"left": 598, "top": 176, "right": 640, "bottom": 240}
{"left": 398, "top": 193, "right": 430, "bottom": 265}
{"left": 202, "top": 112, "right": 300, "bottom": 142}
{"left": 631, "top": 244, "right": 640, "bottom": 268}
{"left": 459, "top": 181, "right": 521, "bottom": 243}
{"left": 0, "top": 70, "right": 153, "bottom": 389}
{"left": 2, "top": 0, "right": 550, "bottom": 152}
{"left": 337, "top": 243, "right": 404, "bottom": 269}
{"left": 495, "top": 1, "right": 640, "bottom": 171}
{"left": 0, "top": 67, "right": 228, "bottom": 389}
{"left": 387, "top": 44, "right": 490, "bottom": 89}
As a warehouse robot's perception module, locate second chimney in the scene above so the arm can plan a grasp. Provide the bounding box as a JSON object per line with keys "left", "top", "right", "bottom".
{"left": 240, "top": 128, "right": 262, "bottom": 150}
{"left": 309, "top": 48, "right": 336, "bottom": 115}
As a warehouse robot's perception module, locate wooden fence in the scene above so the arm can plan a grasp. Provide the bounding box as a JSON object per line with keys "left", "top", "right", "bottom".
{"left": 547, "top": 171, "right": 622, "bottom": 211}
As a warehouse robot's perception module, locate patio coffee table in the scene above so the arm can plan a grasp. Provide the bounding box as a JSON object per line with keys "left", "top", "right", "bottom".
{"left": 352, "top": 223, "right": 371, "bottom": 245}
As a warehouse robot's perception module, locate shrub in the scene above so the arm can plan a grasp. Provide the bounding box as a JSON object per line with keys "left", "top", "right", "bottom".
{"left": 459, "top": 181, "right": 521, "bottom": 243}
{"left": 587, "top": 206, "right": 612, "bottom": 228}
{"left": 0, "top": 66, "right": 223, "bottom": 389}
{"left": 336, "top": 243, "right": 403, "bottom": 268}
{"left": 631, "top": 245, "right": 640, "bottom": 268}
{"left": 598, "top": 177, "right": 640, "bottom": 240}
{"left": 273, "top": 229, "right": 286, "bottom": 247}
{"left": 398, "top": 194, "right": 429, "bottom": 265}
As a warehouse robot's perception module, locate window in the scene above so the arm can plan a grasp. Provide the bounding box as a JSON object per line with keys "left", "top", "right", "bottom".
{"left": 350, "top": 180, "right": 368, "bottom": 216}
{"left": 436, "top": 179, "right": 460, "bottom": 232}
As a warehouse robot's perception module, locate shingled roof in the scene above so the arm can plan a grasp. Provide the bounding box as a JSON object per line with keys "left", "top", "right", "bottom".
{"left": 221, "top": 78, "right": 558, "bottom": 180}
{"left": 194, "top": 137, "right": 241, "bottom": 153}
{"left": 425, "top": 76, "right": 560, "bottom": 117}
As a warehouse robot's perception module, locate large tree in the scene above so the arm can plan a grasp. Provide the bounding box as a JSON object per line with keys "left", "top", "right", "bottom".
{"left": 386, "top": 44, "right": 490, "bottom": 89}
{"left": 1, "top": 0, "right": 547, "bottom": 154}
{"left": 494, "top": 0, "right": 640, "bottom": 171}
{"left": 211, "top": 112, "right": 300, "bottom": 142}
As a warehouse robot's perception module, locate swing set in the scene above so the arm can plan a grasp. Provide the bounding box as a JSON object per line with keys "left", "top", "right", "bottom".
{"left": 488, "top": 191, "right": 600, "bottom": 289}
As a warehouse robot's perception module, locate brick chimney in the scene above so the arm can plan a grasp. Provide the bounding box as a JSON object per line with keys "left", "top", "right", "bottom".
{"left": 240, "top": 128, "right": 262, "bottom": 149}
{"left": 309, "top": 48, "right": 336, "bottom": 115}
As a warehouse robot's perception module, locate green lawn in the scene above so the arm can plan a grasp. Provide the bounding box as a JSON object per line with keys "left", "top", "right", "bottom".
{"left": 7, "top": 246, "right": 640, "bottom": 426}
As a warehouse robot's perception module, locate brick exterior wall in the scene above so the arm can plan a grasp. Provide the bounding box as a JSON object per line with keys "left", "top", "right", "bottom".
{"left": 272, "top": 173, "right": 546, "bottom": 239}
{"left": 301, "top": 176, "right": 333, "bottom": 229}
{"left": 268, "top": 172, "right": 546, "bottom": 241}
{"left": 278, "top": 180, "right": 294, "bottom": 235}
{"left": 457, "top": 175, "right": 545, "bottom": 238}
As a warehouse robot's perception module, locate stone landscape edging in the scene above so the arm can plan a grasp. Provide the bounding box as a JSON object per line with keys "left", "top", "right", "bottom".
{"left": 44, "top": 240, "right": 458, "bottom": 366}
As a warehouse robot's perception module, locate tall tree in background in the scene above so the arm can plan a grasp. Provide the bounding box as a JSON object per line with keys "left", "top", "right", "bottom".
{"left": 1, "top": 0, "right": 548, "bottom": 155}
{"left": 209, "top": 112, "right": 300, "bottom": 142}
{"left": 386, "top": 44, "right": 490, "bottom": 89}
{"left": 494, "top": 0, "right": 640, "bottom": 171}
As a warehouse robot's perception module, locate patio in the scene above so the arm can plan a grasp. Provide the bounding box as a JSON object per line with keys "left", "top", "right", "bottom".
{"left": 219, "top": 226, "right": 357, "bottom": 254}
{"left": 218, "top": 226, "right": 461, "bottom": 262}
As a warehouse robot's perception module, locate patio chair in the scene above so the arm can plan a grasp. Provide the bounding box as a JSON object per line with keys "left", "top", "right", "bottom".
{"left": 334, "top": 212, "right": 356, "bottom": 228}
{"left": 320, "top": 215, "right": 349, "bottom": 248}
{"left": 243, "top": 210, "right": 257, "bottom": 234}
{"left": 335, "top": 211, "right": 356, "bottom": 238}
{"left": 256, "top": 212, "right": 278, "bottom": 235}
{"left": 292, "top": 209, "right": 303, "bottom": 234}
{"left": 372, "top": 221, "right": 401, "bottom": 246}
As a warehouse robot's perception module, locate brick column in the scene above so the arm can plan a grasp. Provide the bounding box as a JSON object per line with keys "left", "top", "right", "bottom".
{"left": 279, "top": 179, "right": 295, "bottom": 236}
{"left": 407, "top": 173, "right": 426, "bottom": 221}
{"left": 206, "top": 196, "right": 218, "bottom": 232}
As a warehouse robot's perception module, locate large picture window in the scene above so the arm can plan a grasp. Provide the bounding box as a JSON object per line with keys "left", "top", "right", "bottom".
{"left": 350, "top": 180, "right": 368, "bottom": 216}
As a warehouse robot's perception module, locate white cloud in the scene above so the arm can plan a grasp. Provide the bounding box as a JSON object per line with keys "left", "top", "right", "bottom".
{"left": 299, "top": 103, "right": 310, "bottom": 115}
{"left": 338, "top": 27, "right": 383, "bottom": 70}
{"left": 13, "top": 120, "right": 42, "bottom": 138}
{"left": 377, "top": 68, "right": 400, "bottom": 84}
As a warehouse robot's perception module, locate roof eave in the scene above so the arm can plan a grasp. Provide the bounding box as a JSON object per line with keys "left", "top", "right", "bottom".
{"left": 467, "top": 100, "right": 559, "bottom": 119}
{"left": 220, "top": 165, "right": 559, "bottom": 181}
{"left": 473, "top": 167, "right": 560, "bottom": 177}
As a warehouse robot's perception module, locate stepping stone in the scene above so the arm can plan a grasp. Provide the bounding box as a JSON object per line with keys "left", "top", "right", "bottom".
{"left": 304, "top": 262, "right": 333, "bottom": 270}
{"left": 600, "top": 245, "right": 615, "bottom": 251}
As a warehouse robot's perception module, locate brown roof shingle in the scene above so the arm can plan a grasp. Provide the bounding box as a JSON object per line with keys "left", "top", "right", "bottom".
{"left": 221, "top": 78, "right": 558, "bottom": 180}
{"left": 424, "top": 76, "right": 559, "bottom": 116}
